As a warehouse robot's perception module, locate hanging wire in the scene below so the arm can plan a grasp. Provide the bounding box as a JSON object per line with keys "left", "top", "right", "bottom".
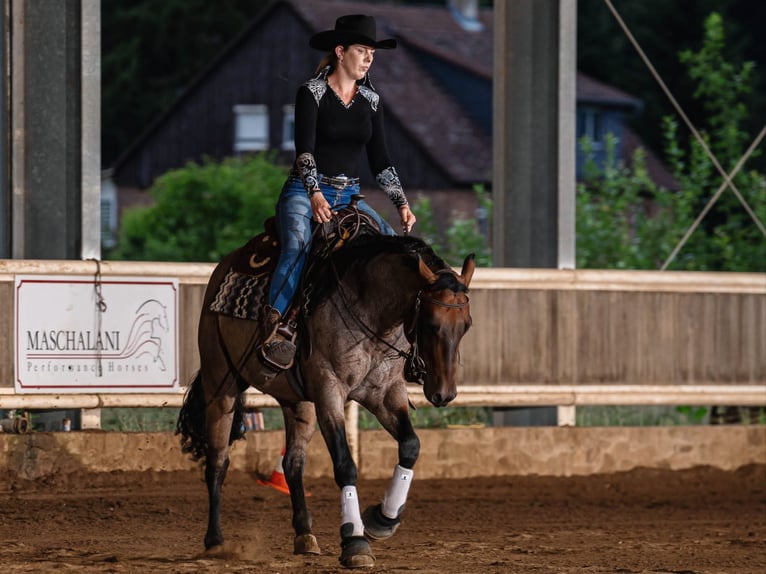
{"left": 661, "top": 127, "right": 766, "bottom": 270}
{"left": 602, "top": 0, "right": 766, "bottom": 269}
{"left": 89, "top": 258, "right": 107, "bottom": 377}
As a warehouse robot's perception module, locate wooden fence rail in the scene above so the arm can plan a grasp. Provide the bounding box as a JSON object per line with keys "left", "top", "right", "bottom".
{"left": 1, "top": 260, "right": 764, "bottom": 427}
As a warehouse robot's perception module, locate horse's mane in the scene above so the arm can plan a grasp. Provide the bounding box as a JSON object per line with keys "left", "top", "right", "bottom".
{"left": 304, "top": 234, "right": 461, "bottom": 315}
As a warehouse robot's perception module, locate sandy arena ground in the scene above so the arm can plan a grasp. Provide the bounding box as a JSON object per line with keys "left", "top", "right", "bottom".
{"left": 0, "top": 464, "right": 764, "bottom": 573}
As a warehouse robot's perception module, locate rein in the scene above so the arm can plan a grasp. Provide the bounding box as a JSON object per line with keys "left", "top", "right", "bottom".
{"left": 331, "top": 259, "right": 468, "bottom": 386}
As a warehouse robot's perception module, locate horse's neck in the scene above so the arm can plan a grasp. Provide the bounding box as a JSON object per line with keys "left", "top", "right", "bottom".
{"left": 341, "top": 256, "right": 420, "bottom": 332}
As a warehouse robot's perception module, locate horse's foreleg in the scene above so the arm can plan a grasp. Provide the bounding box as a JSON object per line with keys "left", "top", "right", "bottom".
{"left": 316, "top": 396, "right": 375, "bottom": 568}
{"left": 203, "top": 396, "right": 236, "bottom": 550}
{"left": 280, "top": 400, "right": 321, "bottom": 555}
{"left": 361, "top": 396, "right": 420, "bottom": 541}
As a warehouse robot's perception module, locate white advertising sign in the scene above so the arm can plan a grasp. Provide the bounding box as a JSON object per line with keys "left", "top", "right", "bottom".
{"left": 15, "top": 275, "right": 179, "bottom": 393}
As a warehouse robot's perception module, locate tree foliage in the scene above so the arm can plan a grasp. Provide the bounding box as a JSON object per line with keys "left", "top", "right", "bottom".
{"left": 575, "top": 136, "right": 679, "bottom": 269}
{"left": 577, "top": 0, "right": 765, "bottom": 171}
{"left": 410, "top": 186, "right": 492, "bottom": 268}
{"left": 576, "top": 12, "right": 765, "bottom": 272}
{"left": 110, "top": 154, "right": 285, "bottom": 262}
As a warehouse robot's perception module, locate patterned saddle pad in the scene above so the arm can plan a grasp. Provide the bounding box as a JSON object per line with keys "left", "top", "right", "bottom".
{"left": 208, "top": 204, "right": 381, "bottom": 322}
{"left": 208, "top": 217, "right": 278, "bottom": 321}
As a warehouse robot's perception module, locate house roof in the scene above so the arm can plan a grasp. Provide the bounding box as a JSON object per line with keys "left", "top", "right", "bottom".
{"left": 111, "top": 0, "right": 670, "bottom": 188}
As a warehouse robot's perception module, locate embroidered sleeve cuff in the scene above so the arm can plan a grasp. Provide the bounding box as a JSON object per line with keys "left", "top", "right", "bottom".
{"left": 296, "top": 152, "right": 320, "bottom": 196}
{"left": 376, "top": 166, "right": 408, "bottom": 208}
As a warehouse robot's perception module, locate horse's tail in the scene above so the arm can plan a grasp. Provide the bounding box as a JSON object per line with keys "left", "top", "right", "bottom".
{"left": 176, "top": 371, "right": 246, "bottom": 462}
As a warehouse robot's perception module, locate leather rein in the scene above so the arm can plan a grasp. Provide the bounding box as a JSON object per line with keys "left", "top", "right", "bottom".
{"left": 333, "top": 265, "right": 469, "bottom": 386}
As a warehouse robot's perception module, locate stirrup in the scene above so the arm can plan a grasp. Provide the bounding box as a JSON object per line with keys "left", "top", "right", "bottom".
{"left": 258, "top": 332, "right": 296, "bottom": 373}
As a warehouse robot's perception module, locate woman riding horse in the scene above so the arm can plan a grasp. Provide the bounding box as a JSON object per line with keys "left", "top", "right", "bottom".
{"left": 177, "top": 14, "right": 476, "bottom": 570}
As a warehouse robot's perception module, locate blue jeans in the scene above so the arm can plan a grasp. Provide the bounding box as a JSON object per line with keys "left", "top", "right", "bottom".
{"left": 268, "top": 177, "right": 396, "bottom": 315}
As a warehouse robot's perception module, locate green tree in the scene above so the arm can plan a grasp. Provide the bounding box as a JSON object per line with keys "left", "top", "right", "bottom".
{"left": 411, "top": 185, "right": 492, "bottom": 268}
{"left": 110, "top": 154, "right": 285, "bottom": 262}
{"left": 577, "top": 0, "right": 765, "bottom": 171}
{"left": 576, "top": 12, "right": 765, "bottom": 272}
{"left": 661, "top": 13, "right": 765, "bottom": 271}
{"left": 576, "top": 135, "right": 678, "bottom": 269}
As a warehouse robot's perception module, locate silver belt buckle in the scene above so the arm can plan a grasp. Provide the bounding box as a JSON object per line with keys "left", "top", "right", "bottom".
{"left": 331, "top": 175, "right": 348, "bottom": 189}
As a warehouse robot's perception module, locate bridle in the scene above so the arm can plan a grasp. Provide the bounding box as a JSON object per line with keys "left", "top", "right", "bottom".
{"left": 402, "top": 287, "right": 469, "bottom": 385}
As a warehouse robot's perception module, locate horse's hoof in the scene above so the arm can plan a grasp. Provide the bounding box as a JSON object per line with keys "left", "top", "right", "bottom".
{"left": 339, "top": 536, "right": 375, "bottom": 568}
{"left": 362, "top": 504, "right": 401, "bottom": 541}
{"left": 203, "top": 541, "right": 239, "bottom": 559}
{"left": 203, "top": 544, "right": 223, "bottom": 557}
{"left": 294, "top": 533, "right": 321, "bottom": 555}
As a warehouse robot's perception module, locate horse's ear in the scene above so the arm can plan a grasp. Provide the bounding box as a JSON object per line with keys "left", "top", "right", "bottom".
{"left": 417, "top": 256, "right": 438, "bottom": 284}
{"left": 460, "top": 253, "right": 476, "bottom": 287}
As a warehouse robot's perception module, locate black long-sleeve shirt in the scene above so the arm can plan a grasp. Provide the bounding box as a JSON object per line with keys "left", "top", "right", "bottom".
{"left": 293, "top": 73, "right": 408, "bottom": 207}
{"left": 294, "top": 79, "right": 392, "bottom": 178}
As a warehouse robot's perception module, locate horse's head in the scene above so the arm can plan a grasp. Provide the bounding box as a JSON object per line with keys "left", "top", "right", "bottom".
{"left": 408, "top": 253, "right": 475, "bottom": 407}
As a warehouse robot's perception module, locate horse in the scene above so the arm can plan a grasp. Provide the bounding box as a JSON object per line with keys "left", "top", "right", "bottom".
{"left": 177, "top": 217, "right": 475, "bottom": 568}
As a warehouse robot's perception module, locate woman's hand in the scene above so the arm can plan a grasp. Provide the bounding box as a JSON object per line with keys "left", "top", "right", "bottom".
{"left": 310, "top": 193, "right": 335, "bottom": 223}
{"left": 398, "top": 205, "right": 417, "bottom": 234}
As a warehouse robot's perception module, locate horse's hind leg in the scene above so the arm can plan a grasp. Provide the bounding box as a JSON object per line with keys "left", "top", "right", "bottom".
{"left": 360, "top": 392, "right": 420, "bottom": 541}
{"left": 203, "top": 393, "right": 238, "bottom": 550}
{"left": 280, "top": 400, "right": 321, "bottom": 555}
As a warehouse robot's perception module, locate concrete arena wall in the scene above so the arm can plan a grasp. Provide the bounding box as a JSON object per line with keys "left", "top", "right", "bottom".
{"left": 1, "top": 426, "right": 764, "bottom": 482}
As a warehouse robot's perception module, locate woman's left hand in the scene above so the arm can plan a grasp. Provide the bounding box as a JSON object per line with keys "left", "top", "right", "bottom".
{"left": 398, "top": 205, "right": 417, "bottom": 235}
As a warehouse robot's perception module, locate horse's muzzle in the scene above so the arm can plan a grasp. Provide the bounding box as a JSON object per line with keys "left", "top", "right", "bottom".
{"left": 429, "top": 390, "right": 456, "bottom": 408}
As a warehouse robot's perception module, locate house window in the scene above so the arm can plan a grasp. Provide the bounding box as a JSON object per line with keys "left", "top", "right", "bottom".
{"left": 577, "top": 108, "right": 604, "bottom": 149}
{"left": 234, "top": 104, "right": 269, "bottom": 152}
{"left": 100, "top": 173, "right": 118, "bottom": 249}
{"left": 282, "top": 104, "right": 295, "bottom": 151}
{"left": 101, "top": 200, "right": 115, "bottom": 248}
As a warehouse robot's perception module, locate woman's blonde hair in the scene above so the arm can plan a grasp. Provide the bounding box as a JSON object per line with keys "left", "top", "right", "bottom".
{"left": 315, "top": 52, "right": 339, "bottom": 75}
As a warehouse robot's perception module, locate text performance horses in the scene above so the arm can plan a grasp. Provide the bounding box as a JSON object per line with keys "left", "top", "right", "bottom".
{"left": 178, "top": 233, "right": 475, "bottom": 568}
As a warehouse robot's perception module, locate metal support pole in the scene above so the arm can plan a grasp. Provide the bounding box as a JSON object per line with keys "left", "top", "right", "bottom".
{"left": 492, "top": 0, "right": 577, "bottom": 426}
{"left": 81, "top": 0, "right": 101, "bottom": 260}
{"left": 492, "top": 0, "right": 577, "bottom": 269}
{"left": 10, "top": 0, "right": 25, "bottom": 258}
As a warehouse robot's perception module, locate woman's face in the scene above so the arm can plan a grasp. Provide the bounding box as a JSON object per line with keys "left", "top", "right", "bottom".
{"left": 337, "top": 44, "right": 375, "bottom": 81}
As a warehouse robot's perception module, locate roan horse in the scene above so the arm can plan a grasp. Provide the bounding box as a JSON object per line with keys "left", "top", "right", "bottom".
{"left": 177, "top": 212, "right": 475, "bottom": 568}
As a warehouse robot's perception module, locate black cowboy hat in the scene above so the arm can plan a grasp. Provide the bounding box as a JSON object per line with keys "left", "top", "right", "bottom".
{"left": 309, "top": 14, "right": 397, "bottom": 51}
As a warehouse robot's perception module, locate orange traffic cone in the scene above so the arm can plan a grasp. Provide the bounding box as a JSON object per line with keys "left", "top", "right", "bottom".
{"left": 257, "top": 447, "right": 311, "bottom": 496}
{"left": 257, "top": 448, "right": 290, "bottom": 494}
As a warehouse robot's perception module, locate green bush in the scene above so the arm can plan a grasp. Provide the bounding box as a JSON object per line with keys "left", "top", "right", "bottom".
{"left": 411, "top": 185, "right": 492, "bottom": 268}
{"left": 110, "top": 153, "right": 286, "bottom": 262}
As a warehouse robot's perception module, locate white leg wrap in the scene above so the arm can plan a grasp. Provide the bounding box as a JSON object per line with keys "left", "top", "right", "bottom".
{"left": 341, "top": 486, "right": 364, "bottom": 537}
{"left": 381, "top": 465, "right": 414, "bottom": 519}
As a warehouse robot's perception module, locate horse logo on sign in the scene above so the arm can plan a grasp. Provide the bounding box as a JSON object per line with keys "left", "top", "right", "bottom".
{"left": 118, "top": 299, "right": 170, "bottom": 371}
